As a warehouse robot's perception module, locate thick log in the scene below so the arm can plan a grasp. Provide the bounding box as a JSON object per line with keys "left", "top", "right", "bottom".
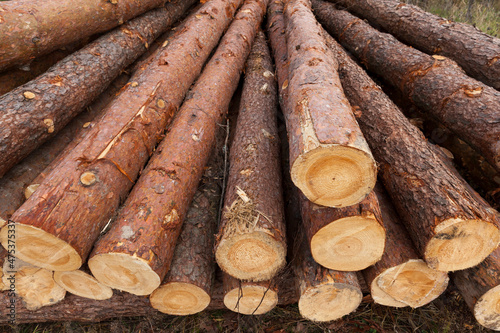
{"left": 363, "top": 184, "right": 449, "bottom": 308}
{"left": 300, "top": 190, "right": 385, "bottom": 271}
{"left": 53, "top": 270, "right": 113, "bottom": 301}
{"left": 453, "top": 247, "right": 500, "bottom": 330}
{"left": 0, "top": 0, "right": 238, "bottom": 272}
{"left": 222, "top": 273, "right": 278, "bottom": 315}
{"left": 281, "top": 0, "right": 376, "bottom": 208}
{"left": 149, "top": 147, "right": 222, "bottom": 315}
{"left": 323, "top": 0, "right": 500, "bottom": 90}
{"left": 0, "top": 0, "right": 196, "bottom": 178}
{"left": 0, "top": 0, "right": 173, "bottom": 71}
{"left": 320, "top": 28, "right": 500, "bottom": 271}
{"left": 313, "top": 0, "right": 500, "bottom": 172}
{"left": 215, "top": 31, "right": 286, "bottom": 282}
{"left": 88, "top": 0, "right": 265, "bottom": 296}
{"left": 0, "top": 73, "right": 130, "bottom": 221}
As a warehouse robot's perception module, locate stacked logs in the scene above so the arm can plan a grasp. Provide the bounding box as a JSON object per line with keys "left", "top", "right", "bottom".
{"left": 0, "top": 0, "right": 499, "bottom": 330}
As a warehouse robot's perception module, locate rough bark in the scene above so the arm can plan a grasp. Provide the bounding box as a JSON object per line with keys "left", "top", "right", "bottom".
{"left": 321, "top": 28, "right": 500, "bottom": 271}
{"left": 363, "top": 184, "right": 449, "bottom": 308}
{"left": 222, "top": 273, "right": 278, "bottom": 315}
{"left": 300, "top": 190, "right": 385, "bottom": 271}
{"left": 149, "top": 146, "right": 222, "bottom": 315}
{"left": 0, "top": 0, "right": 175, "bottom": 71}
{"left": 453, "top": 247, "right": 500, "bottom": 330}
{"left": 215, "top": 31, "right": 286, "bottom": 282}
{"left": 323, "top": 0, "right": 500, "bottom": 90}
{"left": 314, "top": 0, "right": 500, "bottom": 172}
{"left": 88, "top": 0, "right": 266, "bottom": 296}
{"left": 281, "top": 0, "right": 376, "bottom": 208}
{"left": 0, "top": 73, "right": 130, "bottom": 221}
{"left": 1, "top": 0, "right": 239, "bottom": 272}
{"left": 0, "top": 0, "right": 196, "bottom": 178}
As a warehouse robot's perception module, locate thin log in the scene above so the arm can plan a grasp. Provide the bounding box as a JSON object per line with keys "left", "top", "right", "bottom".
{"left": 313, "top": 0, "right": 500, "bottom": 172}
{"left": 323, "top": 0, "right": 500, "bottom": 90}
{"left": 363, "top": 184, "right": 449, "bottom": 308}
{"left": 320, "top": 27, "right": 500, "bottom": 271}
{"left": 53, "top": 270, "right": 113, "bottom": 301}
{"left": 281, "top": 0, "right": 376, "bottom": 208}
{"left": 0, "top": 0, "right": 238, "bottom": 272}
{"left": 88, "top": 0, "right": 265, "bottom": 296}
{"left": 0, "top": 0, "right": 196, "bottom": 178}
{"left": 215, "top": 31, "right": 286, "bottom": 282}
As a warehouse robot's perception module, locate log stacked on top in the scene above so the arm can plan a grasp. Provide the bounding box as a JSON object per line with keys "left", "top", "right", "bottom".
{"left": 0, "top": 0, "right": 499, "bottom": 330}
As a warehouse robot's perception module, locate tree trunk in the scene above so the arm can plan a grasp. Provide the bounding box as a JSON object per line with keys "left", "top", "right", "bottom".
{"left": 320, "top": 27, "right": 500, "bottom": 272}
{"left": 363, "top": 184, "right": 449, "bottom": 308}
{"left": 222, "top": 272, "right": 278, "bottom": 315}
{"left": 0, "top": 73, "right": 130, "bottom": 222}
{"left": 53, "top": 270, "right": 113, "bottom": 301}
{"left": 0, "top": 0, "right": 175, "bottom": 71}
{"left": 453, "top": 247, "right": 500, "bottom": 330}
{"left": 282, "top": 0, "right": 376, "bottom": 208}
{"left": 0, "top": 0, "right": 239, "bottom": 273}
{"left": 322, "top": 0, "right": 500, "bottom": 90}
{"left": 149, "top": 143, "right": 222, "bottom": 316}
{"left": 215, "top": 31, "right": 286, "bottom": 282}
{"left": 0, "top": 1, "right": 196, "bottom": 178}
{"left": 300, "top": 190, "right": 385, "bottom": 271}
{"left": 314, "top": 0, "right": 500, "bottom": 172}
{"left": 88, "top": 0, "right": 266, "bottom": 296}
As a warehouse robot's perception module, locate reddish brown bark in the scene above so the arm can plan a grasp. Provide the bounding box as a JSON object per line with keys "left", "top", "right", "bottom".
{"left": 0, "top": 74, "right": 130, "bottom": 221}
{"left": 88, "top": 0, "right": 266, "bottom": 296}
{"left": 0, "top": 1, "right": 197, "bottom": 178}
{"left": 321, "top": 29, "right": 500, "bottom": 271}
{"left": 281, "top": 0, "right": 376, "bottom": 208}
{"left": 323, "top": 0, "right": 500, "bottom": 90}
{"left": 1, "top": 0, "right": 240, "bottom": 272}
{"left": 0, "top": 0, "right": 174, "bottom": 71}
{"left": 313, "top": 0, "right": 500, "bottom": 172}
{"left": 215, "top": 31, "right": 286, "bottom": 282}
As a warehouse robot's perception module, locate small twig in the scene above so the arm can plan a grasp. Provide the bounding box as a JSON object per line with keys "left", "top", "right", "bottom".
{"left": 217, "top": 119, "right": 230, "bottom": 226}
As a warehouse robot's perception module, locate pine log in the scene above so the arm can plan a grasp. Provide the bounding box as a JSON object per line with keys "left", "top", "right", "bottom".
{"left": 323, "top": 0, "right": 500, "bottom": 90}
{"left": 300, "top": 190, "right": 385, "bottom": 271}
{"left": 363, "top": 184, "right": 449, "bottom": 308}
{"left": 149, "top": 146, "right": 222, "bottom": 315}
{"left": 281, "top": 0, "right": 376, "bottom": 208}
{"left": 53, "top": 270, "right": 113, "bottom": 301}
{"left": 320, "top": 28, "right": 500, "bottom": 271}
{"left": 0, "top": 0, "right": 175, "bottom": 71}
{"left": 313, "top": 0, "right": 500, "bottom": 172}
{"left": 223, "top": 273, "right": 278, "bottom": 315}
{"left": 215, "top": 31, "right": 286, "bottom": 282}
{"left": 0, "top": 0, "right": 196, "bottom": 178}
{"left": 88, "top": 0, "right": 265, "bottom": 296}
{"left": 0, "top": 0, "right": 239, "bottom": 272}
{"left": 453, "top": 247, "right": 500, "bottom": 330}
{"left": 0, "top": 73, "right": 130, "bottom": 221}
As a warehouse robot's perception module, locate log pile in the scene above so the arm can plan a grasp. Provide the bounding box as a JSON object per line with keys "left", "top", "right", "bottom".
{"left": 0, "top": 0, "right": 499, "bottom": 330}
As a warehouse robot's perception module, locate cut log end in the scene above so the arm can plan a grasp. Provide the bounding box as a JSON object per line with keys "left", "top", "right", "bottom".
{"left": 310, "top": 215, "right": 385, "bottom": 271}
{"left": 53, "top": 270, "right": 113, "bottom": 300}
{"left": 425, "top": 219, "right": 500, "bottom": 271}
{"left": 149, "top": 282, "right": 211, "bottom": 315}
{"left": 298, "top": 283, "right": 362, "bottom": 322}
{"left": 375, "top": 259, "right": 449, "bottom": 308}
{"left": 88, "top": 253, "right": 161, "bottom": 296}
{"left": 216, "top": 231, "right": 286, "bottom": 281}
{"left": 224, "top": 284, "right": 278, "bottom": 315}
{"left": 0, "top": 224, "right": 81, "bottom": 271}
{"left": 291, "top": 146, "right": 376, "bottom": 207}
{"left": 370, "top": 279, "right": 408, "bottom": 308}
{"left": 474, "top": 285, "right": 500, "bottom": 331}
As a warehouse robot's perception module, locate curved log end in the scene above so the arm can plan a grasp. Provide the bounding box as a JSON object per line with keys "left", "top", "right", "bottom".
{"left": 54, "top": 270, "right": 113, "bottom": 300}
{"left": 0, "top": 223, "right": 81, "bottom": 271}
{"left": 475, "top": 284, "right": 500, "bottom": 331}
{"left": 223, "top": 284, "right": 278, "bottom": 315}
{"left": 88, "top": 253, "right": 160, "bottom": 296}
{"left": 150, "top": 282, "right": 211, "bottom": 315}
{"left": 311, "top": 215, "right": 385, "bottom": 271}
{"left": 291, "top": 145, "right": 376, "bottom": 207}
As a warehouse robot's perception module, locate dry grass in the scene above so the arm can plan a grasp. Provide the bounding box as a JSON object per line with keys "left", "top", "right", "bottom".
{"left": 404, "top": 0, "right": 500, "bottom": 37}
